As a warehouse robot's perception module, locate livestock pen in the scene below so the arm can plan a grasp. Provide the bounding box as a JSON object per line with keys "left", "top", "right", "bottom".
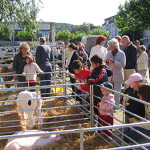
{"left": 0, "top": 42, "right": 150, "bottom": 150}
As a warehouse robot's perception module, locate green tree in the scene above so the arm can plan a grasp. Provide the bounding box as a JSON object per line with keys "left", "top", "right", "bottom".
{"left": 69, "top": 31, "right": 87, "bottom": 44}
{"left": 16, "top": 30, "right": 36, "bottom": 41}
{"left": 0, "top": 23, "right": 13, "bottom": 40}
{"left": 71, "top": 23, "right": 91, "bottom": 33}
{"left": 88, "top": 28, "right": 111, "bottom": 39}
{"left": 54, "top": 23, "right": 73, "bottom": 32}
{"left": 55, "top": 27, "right": 111, "bottom": 44}
{"left": 115, "top": 0, "right": 150, "bottom": 41}
{"left": 0, "top": 0, "right": 41, "bottom": 40}
{"left": 55, "top": 30, "right": 72, "bottom": 42}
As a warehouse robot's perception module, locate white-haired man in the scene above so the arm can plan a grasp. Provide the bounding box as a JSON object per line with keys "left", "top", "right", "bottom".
{"left": 122, "top": 35, "right": 138, "bottom": 89}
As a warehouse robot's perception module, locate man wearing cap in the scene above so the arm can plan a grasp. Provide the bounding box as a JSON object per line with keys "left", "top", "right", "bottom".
{"left": 122, "top": 35, "right": 138, "bottom": 89}
{"left": 36, "top": 37, "right": 53, "bottom": 97}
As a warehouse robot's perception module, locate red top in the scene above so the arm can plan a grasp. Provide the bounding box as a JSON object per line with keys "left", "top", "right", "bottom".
{"left": 75, "top": 68, "right": 92, "bottom": 94}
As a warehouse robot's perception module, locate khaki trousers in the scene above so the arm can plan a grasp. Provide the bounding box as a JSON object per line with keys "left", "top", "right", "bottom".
{"left": 124, "top": 69, "right": 135, "bottom": 89}
{"left": 137, "top": 69, "right": 147, "bottom": 78}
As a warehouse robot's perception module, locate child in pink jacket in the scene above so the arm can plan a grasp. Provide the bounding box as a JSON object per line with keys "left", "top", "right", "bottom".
{"left": 98, "top": 81, "right": 115, "bottom": 136}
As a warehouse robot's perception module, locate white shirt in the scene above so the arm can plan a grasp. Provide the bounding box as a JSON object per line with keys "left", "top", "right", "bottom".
{"left": 89, "top": 45, "right": 108, "bottom": 70}
{"left": 23, "top": 62, "right": 43, "bottom": 81}
{"left": 66, "top": 50, "right": 75, "bottom": 68}
{"left": 89, "top": 45, "right": 108, "bottom": 62}
{"left": 137, "top": 51, "right": 148, "bottom": 70}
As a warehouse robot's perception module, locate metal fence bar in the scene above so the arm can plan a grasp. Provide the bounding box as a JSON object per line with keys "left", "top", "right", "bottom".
{"left": 0, "top": 123, "right": 150, "bottom": 149}
{"left": 90, "top": 85, "right": 94, "bottom": 127}
{"left": 80, "top": 131, "right": 84, "bottom": 150}
{"left": 1, "top": 44, "right": 150, "bottom": 149}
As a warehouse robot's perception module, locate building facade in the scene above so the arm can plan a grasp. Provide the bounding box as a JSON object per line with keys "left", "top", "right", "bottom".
{"left": 141, "top": 29, "right": 150, "bottom": 51}
{"left": 102, "top": 15, "right": 119, "bottom": 39}
{"left": 102, "top": 15, "right": 150, "bottom": 51}
{"left": 12, "top": 22, "right": 55, "bottom": 43}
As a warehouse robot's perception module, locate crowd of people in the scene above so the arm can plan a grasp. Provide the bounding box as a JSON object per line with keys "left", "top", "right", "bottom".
{"left": 11, "top": 35, "right": 150, "bottom": 145}
{"left": 65, "top": 34, "right": 150, "bottom": 142}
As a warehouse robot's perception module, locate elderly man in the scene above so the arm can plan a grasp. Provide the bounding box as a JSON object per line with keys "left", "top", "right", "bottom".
{"left": 115, "top": 35, "right": 125, "bottom": 51}
{"left": 36, "top": 37, "right": 53, "bottom": 97}
{"left": 122, "top": 35, "right": 138, "bottom": 89}
{"left": 105, "top": 38, "right": 126, "bottom": 107}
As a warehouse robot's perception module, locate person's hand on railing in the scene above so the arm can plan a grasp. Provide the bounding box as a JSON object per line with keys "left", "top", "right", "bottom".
{"left": 39, "top": 71, "right": 44, "bottom": 74}
{"left": 22, "top": 72, "right": 26, "bottom": 76}
{"left": 129, "top": 117, "right": 142, "bottom": 123}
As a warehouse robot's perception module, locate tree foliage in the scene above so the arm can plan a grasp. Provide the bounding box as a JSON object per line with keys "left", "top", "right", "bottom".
{"left": 0, "top": 0, "right": 41, "bottom": 40}
{"left": 69, "top": 32, "right": 87, "bottom": 43}
{"left": 71, "top": 23, "right": 91, "bottom": 33}
{"left": 54, "top": 23, "right": 75, "bottom": 33}
{"left": 88, "top": 28, "right": 111, "bottom": 39}
{"left": 115, "top": 0, "right": 150, "bottom": 41}
{"left": 55, "top": 26, "right": 111, "bottom": 44}
{"left": 16, "top": 30, "right": 37, "bottom": 41}
{"left": 55, "top": 30, "right": 72, "bottom": 42}
{"left": 0, "top": 23, "right": 13, "bottom": 40}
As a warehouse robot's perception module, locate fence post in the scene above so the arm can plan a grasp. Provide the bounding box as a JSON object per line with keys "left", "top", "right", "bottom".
{"left": 27, "top": 73, "right": 29, "bottom": 87}
{"left": 80, "top": 131, "right": 84, "bottom": 150}
{"left": 90, "top": 85, "right": 94, "bottom": 127}
{"left": 62, "top": 42, "right": 67, "bottom": 95}
{"left": 122, "top": 94, "right": 126, "bottom": 146}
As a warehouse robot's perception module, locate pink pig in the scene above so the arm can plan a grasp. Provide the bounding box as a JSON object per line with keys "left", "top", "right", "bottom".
{"left": 4, "top": 130, "right": 61, "bottom": 150}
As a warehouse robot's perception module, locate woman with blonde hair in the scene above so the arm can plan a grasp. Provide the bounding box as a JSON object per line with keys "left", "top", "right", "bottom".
{"left": 13, "top": 43, "right": 31, "bottom": 87}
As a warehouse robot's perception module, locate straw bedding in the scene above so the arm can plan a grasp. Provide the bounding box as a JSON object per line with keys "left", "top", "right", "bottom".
{"left": 0, "top": 92, "right": 116, "bottom": 150}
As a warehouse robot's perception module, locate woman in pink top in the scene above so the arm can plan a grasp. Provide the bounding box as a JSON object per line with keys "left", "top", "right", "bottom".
{"left": 98, "top": 81, "right": 115, "bottom": 136}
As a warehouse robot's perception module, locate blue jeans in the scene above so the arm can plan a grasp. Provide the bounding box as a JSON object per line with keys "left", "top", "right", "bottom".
{"left": 124, "top": 127, "right": 150, "bottom": 148}
{"left": 39, "top": 66, "right": 51, "bottom": 97}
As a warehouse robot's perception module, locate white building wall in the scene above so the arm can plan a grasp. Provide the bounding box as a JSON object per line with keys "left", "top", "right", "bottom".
{"left": 11, "top": 22, "right": 55, "bottom": 42}
{"left": 141, "top": 29, "right": 150, "bottom": 50}
{"left": 102, "top": 16, "right": 119, "bottom": 39}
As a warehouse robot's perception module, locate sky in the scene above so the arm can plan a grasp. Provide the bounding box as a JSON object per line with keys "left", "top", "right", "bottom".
{"left": 37, "top": 0, "right": 127, "bottom": 26}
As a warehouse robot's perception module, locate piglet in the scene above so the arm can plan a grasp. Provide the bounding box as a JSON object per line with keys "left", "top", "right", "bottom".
{"left": 4, "top": 130, "right": 61, "bottom": 150}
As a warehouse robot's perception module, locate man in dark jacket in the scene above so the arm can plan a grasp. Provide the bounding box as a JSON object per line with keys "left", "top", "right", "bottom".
{"left": 122, "top": 35, "right": 138, "bottom": 89}
{"left": 36, "top": 37, "right": 53, "bottom": 97}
